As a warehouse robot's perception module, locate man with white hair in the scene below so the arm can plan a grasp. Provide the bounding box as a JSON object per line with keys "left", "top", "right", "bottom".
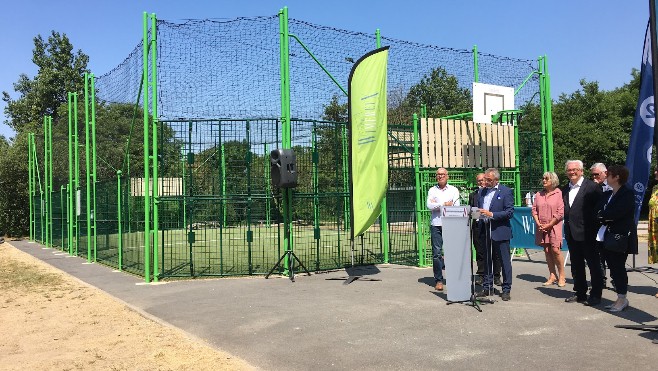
{"left": 475, "top": 168, "right": 514, "bottom": 301}
{"left": 590, "top": 162, "right": 614, "bottom": 289}
{"left": 562, "top": 160, "right": 604, "bottom": 306}
{"left": 590, "top": 163, "right": 612, "bottom": 192}
{"left": 426, "top": 167, "right": 461, "bottom": 291}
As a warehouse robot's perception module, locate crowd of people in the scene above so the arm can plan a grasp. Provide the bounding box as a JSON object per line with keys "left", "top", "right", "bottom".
{"left": 427, "top": 160, "right": 647, "bottom": 310}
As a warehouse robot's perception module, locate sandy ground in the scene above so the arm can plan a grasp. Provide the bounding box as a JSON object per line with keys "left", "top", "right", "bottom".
{"left": 0, "top": 241, "right": 256, "bottom": 371}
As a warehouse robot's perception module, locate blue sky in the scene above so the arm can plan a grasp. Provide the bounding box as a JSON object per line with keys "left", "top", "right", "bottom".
{"left": 0, "top": 0, "right": 649, "bottom": 140}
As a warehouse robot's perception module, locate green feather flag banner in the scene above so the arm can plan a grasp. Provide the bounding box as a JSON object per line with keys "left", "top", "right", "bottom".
{"left": 349, "top": 46, "right": 389, "bottom": 239}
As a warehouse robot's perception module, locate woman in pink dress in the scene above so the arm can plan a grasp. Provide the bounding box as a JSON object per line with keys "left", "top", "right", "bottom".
{"left": 532, "top": 172, "right": 566, "bottom": 287}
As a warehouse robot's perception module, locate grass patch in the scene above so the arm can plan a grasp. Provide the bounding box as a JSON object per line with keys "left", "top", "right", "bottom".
{"left": 0, "top": 248, "right": 66, "bottom": 292}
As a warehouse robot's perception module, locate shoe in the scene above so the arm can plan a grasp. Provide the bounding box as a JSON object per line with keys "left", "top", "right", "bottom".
{"left": 475, "top": 289, "right": 492, "bottom": 297}
{"left": 474, "top": 276, "right": 483, "bottom": 285}
{"left": 494, "top": 277, "right": 502, "bottom": 286}
{"left": 565, "top": 295, "right": 587, "bottom": 303}
{"left": 584, "top": 297, "right": 601, "bottom": 306}
{"left": 557, "top": 280, "right": 566, "bottom": 287}
{"left": 608, "top": 298, "right": 629, "bottom": 312}
{"left": 501, "top": 292, "right": 511, "bottom": 301}
{"left": 435, "top": 282, "right": 444, "bottom": 291}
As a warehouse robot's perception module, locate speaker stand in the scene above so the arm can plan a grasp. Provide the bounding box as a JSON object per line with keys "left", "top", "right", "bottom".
{"left": 265, "top": 250, "right": 311, "bottom": 282}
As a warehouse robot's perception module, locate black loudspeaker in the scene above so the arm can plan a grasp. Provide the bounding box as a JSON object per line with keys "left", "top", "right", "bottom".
{"left": 270, "top": 149, "right": 298, "bottom": 188}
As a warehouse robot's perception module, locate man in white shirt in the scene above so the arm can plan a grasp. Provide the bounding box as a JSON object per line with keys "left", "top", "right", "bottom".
{"left": 426, "top": 167, "right": 461, "bottom": 291}
{"left": 562, "top": 160, "right": 603, "bottom": 306}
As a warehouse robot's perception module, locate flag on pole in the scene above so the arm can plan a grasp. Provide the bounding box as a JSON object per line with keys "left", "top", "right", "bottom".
{"left": 349, "top": 46, "right": 389, "bottom": 239}
{"left": 626, "top": 21, "right": 655, "bottom": 223}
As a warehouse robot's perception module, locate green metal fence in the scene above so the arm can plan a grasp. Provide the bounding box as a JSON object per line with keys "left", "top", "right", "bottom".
{"left": 27, "top": 8, "right": 552, "bottom": 281}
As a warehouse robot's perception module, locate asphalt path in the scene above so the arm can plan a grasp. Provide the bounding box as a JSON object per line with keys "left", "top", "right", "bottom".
{"left": 10, "top": 239, "right": 658, "bottom": 370}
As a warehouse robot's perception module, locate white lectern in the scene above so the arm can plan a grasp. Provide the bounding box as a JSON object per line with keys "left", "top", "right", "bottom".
{"left": 441, "top": 205, "right": 472, "bottom": 302}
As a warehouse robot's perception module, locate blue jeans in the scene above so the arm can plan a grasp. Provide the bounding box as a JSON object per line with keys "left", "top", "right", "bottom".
{"left": 431, "top": 225, "right": 444, "bottom": 283}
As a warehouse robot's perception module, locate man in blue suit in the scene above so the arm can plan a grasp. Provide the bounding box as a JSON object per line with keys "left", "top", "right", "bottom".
{"left": 476, "top": 168, "right": 515, "bottom": 301}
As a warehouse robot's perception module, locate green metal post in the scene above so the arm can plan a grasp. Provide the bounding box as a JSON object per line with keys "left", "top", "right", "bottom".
{"left": 187, "top": 121, "right": 195, "bottom": 277}
{"left": 43, "top": 117, "right": 49, "bottom": 247}
{"left": 117, "top": 170, "right": 123, "bottom": 270}
{"left": 246, "top": 120, "right": 253, "bottom": 275}
{"left": 85, "top": 73, "right": 92, "bottom": 261}
{"left": 151, "top": 13, "right": 159, "bottom": 282}
{"left": 543, "top": 56, "right": 555, "bottom": 172}
{"left": 74, "top": 93, "right": 79, "bottom": 256}
{"left": 142, "top": 12, "right": 151, "bottom": 282}
{"left": 279, "top": 7, "right": 292, "bottom": 275}
{"left": 60, "top": 185, "right": 65, "bottom": 248}
{"left": 68, "top": 93, "right": 74, "bottom": 254}
{"left": 66, "top": 184, "right": 70, "bottom": 252}
{"left": 538, "top": 56, "right": 548, "bottom": 173}
{"left": 48, "top": 117, "right": 53, "bottom": 247}
{"left": 473, "top": 45, "right": 479, "bottom": 83}
{"left": 91, "top": 74, "right": 98, "bottom": 260}
{"left": 28, "top": 133, "right": 33, "bottom": 240}
{"left": 513, "top": 117, "right": 522, "bottom": 205}
{"left": 342, "top": 125, "right": 349, "bottom": 232}
{"left": 412, "top": 114, "right": 424, "bottom": 266}
{"left": 376, "top": 29, "right": 389, "bottom": 263}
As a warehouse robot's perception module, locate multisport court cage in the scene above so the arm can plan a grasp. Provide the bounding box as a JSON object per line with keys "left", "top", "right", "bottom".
{"left": 27, "top": 8, "right": 554, "bottom": 281}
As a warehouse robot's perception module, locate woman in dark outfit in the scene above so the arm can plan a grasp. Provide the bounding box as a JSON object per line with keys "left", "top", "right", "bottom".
{"left": 595, "top": 165, "right": 638, "bottom": 312}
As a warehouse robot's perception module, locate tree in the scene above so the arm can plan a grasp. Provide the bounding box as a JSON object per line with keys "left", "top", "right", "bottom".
{"left": 551, "top": 77, "right": 637, "bottom": 171}
{"left": 3, "top": 31, "right": 89, "bottom": 132}
{"left": 0, "top": 133, "right": 30, "bottom": 236}
{"left": 388, "top": 67, "right": 473, "bottom": 125}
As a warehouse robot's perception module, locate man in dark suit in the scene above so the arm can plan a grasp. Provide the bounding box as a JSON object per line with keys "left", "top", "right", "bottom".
{"left": 562, "top": 160, "right": 604, "bottom": 306}
{"left": 468, "top": 172, "right": 501, "bottom": 285}
{"left": 476, "top": 168, "right": 515, "bottom": 301}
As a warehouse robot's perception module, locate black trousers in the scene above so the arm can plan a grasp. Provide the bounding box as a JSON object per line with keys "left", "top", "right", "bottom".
{"left": 599, "top": 243, "right": 629, "bottom": 295}
{"left": 566, "top": 237, "right": 604, "bottom": 299}
{"left": 474, "top": 223, "right": 501, "bottom": 278}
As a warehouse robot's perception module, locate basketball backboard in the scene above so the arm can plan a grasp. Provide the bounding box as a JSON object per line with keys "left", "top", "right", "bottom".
{"left": 473, "top": 82, "right": 514, "bottom": 124}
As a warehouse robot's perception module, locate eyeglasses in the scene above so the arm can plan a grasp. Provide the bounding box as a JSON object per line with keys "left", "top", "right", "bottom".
{"left": 542, "top": 177, "right": 550, "bottom": 180}
{"left": 566, "top": 168, "right": 581, "bottom": 173}
{"left": 436, "top": 174, "right": 447, "bottom": 177}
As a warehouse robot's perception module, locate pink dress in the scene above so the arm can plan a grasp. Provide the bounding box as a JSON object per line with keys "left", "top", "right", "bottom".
{"left": 531, "top": 188, "right": 564, "bottom": 248}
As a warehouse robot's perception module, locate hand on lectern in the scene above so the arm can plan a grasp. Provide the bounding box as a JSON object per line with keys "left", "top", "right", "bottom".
{"left": 470, "top": 207, "right": 481, "bottom": 220}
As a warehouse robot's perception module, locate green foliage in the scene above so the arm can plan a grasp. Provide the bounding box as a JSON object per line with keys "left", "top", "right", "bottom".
{"left": 551, "top": 74, "right": 639, "bottom": 173}
{"left": 0, "top": 132, "right": 30, "bottom": 236}
{"left": 2, "top": 31, "right": 89, "bottom": 132}
{"left": 388, "top": 67, "right": 472, "bottom": 125}
{"left": 322, "top": 94, "right": 348, "bottom": 122}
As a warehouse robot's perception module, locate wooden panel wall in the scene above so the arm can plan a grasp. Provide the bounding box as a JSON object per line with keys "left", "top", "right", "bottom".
{"left": 419, "top": 118, "right": 515, "bottom": 168}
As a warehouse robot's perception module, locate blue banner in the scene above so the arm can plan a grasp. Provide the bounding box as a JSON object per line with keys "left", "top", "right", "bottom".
{"left": 510, "top": 207, "right": 568, "bottom": 251}
{"left": 625, "top": 22, "right": 655, "bottom": 223}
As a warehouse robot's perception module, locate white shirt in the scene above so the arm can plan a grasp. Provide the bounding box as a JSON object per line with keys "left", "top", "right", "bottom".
{"left": 568, "top": 177, "right": 584, "bottom": 207}
{"left": 427, "top": 184, "right": 461, "bottom": 226}
{"left": 482, "top": 185, "right": 499, "bottom": 211}
{"left": 601, "top": 181, "right": 612, "bottom": 192}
